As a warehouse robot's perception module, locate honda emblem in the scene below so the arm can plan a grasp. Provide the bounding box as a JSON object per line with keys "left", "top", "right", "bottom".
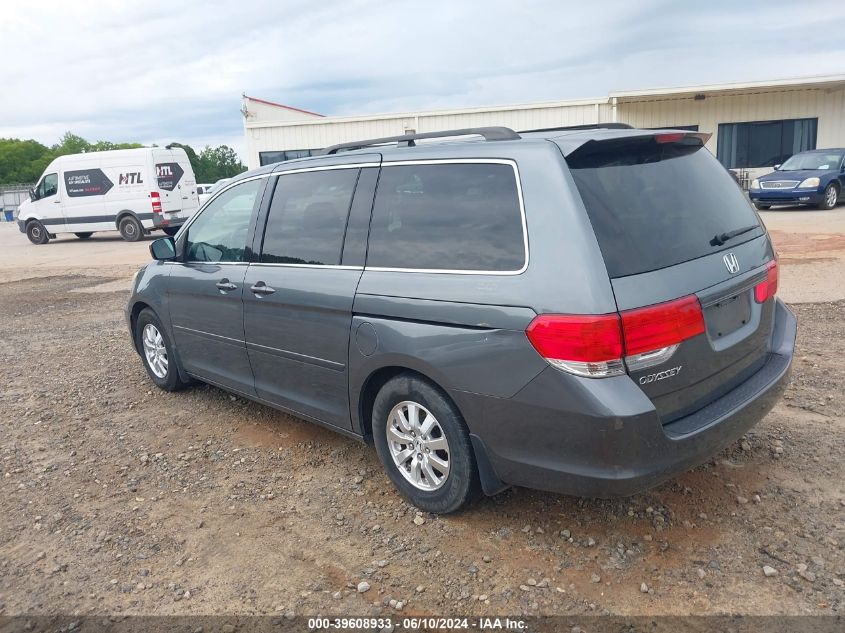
{"left": 723, "top": 252, "right": 739, "bottom": 274}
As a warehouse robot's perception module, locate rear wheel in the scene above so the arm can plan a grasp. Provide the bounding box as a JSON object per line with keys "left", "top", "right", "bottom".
{"left": 118, "top": 215, "right": 143, "bottom": 242}
{"left": 162, "top": 226, "right": 180, "bottom": 236}
{"left": 754, "top": 202, "right": 771, "bottom": 210}
{"left": 372, "top": 373, "right": 481, "bottom": 514}
{"left": 74, "top": 232, "right": 93, "bottom": 239}
{"left": 134, "top": 308, "right": 191, "bottom": 391}
{"left": 818, "top": 183, "right": 838, "bottom": 210}
{"left": 26, "top": 220, "right": 50, "bottom": 245}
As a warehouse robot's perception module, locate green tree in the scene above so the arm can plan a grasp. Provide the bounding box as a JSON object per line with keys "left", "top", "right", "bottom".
{"left": 0, "top": 138, "right": 53, "bottom": 184}
{"left": 90, "top": 140, "right": 144, "bottom": 152}
{"left": 51, "top": 132, "right": 91, "bottom": 156}
{"left": 197, "top": 145, "right": 246, "bottom": 183}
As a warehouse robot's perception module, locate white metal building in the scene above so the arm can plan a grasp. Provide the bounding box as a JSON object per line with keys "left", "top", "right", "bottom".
{"left": 242, "top": 74, "right": 845, "bottom": 181}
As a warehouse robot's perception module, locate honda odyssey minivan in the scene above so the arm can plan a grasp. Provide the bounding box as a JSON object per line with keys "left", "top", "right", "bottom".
{"left": 127, "top": 125, "right": 796, "bottom": 513}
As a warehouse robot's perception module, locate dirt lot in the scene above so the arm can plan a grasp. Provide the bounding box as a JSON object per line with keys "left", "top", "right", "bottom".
{"left": 0, "top": 207, "right": 843, "bottom": 618}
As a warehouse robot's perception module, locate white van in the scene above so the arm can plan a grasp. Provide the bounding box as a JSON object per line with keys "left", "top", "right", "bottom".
{"left": 17, "top": 147, "right": 199, "bottom": 244}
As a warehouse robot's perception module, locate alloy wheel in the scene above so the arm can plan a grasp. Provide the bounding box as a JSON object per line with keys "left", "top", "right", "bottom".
{"left": 142, "top": 324, "right": 168, "bottom": 378}
{"left": 386, "top": 401, "right": 450, "bottom": 491}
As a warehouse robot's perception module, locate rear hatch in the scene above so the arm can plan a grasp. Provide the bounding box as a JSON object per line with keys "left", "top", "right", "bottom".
{"left": 152, "top": 149, "right": 198, "bottom": 214}
{"left": 564, "top": 132, "right": 778, "bottom": 423}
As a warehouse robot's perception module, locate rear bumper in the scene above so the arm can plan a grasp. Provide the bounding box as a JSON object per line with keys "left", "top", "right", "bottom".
{"left": 151, "top": 213, "right": 187, "bottom": 229}
{"left": 750, "top": 189, "right": 823, "bottom": 205}
{"left": 458, "top": 299, "right": 796, "bottom": 498}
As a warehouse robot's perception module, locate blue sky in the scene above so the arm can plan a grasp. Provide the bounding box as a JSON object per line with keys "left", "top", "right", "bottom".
{"left": 2, "top": 0, "right": 844, "bottom": 158}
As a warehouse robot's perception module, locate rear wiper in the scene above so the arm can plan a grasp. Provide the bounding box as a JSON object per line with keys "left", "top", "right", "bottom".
{"left": 710, "top": 224, "right": 759, "bottom": 247}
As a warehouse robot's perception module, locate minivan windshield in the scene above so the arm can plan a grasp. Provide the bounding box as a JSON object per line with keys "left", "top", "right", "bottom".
{"left": 567, "top": 136, "right": 763, "bottom": 278}
{"left": 779, "top": 152, "right": 843, "bottom": 171}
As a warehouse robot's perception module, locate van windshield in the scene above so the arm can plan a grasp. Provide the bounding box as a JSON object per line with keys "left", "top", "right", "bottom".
{"left": 567, "top": 136, "right": 762, "bottom": 278}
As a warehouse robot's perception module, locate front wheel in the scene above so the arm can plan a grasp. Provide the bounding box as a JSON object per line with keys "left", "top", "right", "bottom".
{"left": 75, "top": 232, "right": 93, "bottom": 239}
{"left": 26, "top": 220, "right": 50, "bottom": 245}
{"left": 754, "top": 202, "right": 771, "bottom": 210}
{"left": 118, "top": 215, "right": 143, "bottom": 242}
{"left": 818, "top": 184, "right": 839, "bottom": 210}
{"left": 134, "top": 308, "right": 191, "bottom": 391}
{"left": 372, "top": 373, "right": 481, "bottom": 514}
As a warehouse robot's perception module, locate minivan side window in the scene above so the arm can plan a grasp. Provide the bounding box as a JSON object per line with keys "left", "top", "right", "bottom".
{"left": 35, "top": 173, "right": 58, "bottom": 200}
{"left": 184, "top": 179, "right": 263, "bottom": 263}
{"left": 366, "top": 162, "right": 526, "bottom": 272}
{"left": 260, "top": 169, "right": 359, "bottom": 266}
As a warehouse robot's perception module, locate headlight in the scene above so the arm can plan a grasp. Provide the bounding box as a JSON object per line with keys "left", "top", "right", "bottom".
{"left": 798, "top": 177, "right": 820, "bottom": 188}
{"left": 751, "top": 179, "right": 760, "bottom": 189}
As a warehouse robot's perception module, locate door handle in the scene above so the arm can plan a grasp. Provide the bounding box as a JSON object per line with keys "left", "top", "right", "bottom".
{"left": 54, "top": 200, "right": 61, "bottom": 203}
{"left": 250, "top": 281, "right": 276, "bottom": 296}
{"left": 215, "top": 279, "right": 237, "bottom": 291}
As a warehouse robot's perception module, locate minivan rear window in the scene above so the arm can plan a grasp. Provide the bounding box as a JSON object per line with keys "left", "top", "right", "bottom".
{"left": 567, "top": 136, "right": 762, "bottom": 278}
{"left": 367, "top": 162, "right": 525, "bottom": 272}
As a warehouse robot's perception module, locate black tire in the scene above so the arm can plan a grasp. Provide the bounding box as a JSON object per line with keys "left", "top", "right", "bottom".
{"left": 118, "top": 215, "right": 143, "bottom": 242}
{"left": 372, "top": 373, "right": 481, "bottom": 514}
{"left": 754, "top": 202, "right": 771, "bottom": 210}
{"left": 162, "top": 226, "right": 180, "bottom": 236}
{"left": 818, "top": 183, "right": 839, "bottom": 210}
{"left": 74, "top": 232, "right": 93, "bottom": 239}
{"left": 134, "top": 308, "right": 191, "bottom": 392}
{"left": 26, "top": 220, "right": 50, "bottom": 245}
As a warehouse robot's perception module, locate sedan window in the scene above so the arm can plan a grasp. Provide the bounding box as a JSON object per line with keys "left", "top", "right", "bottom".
{"left": 780, "top": 153, "right": 844, "bottom": 171}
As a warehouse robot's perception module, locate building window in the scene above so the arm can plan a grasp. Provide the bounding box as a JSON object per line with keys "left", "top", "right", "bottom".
{"left": 259, "top": 150, "right": 315, "bottom": 166}
{"left": 716, "top": 118, "right": 817, "bottom": 168}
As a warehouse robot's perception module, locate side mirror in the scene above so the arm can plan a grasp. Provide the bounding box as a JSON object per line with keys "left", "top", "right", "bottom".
{"left": 29, "top": 188, "right": 36, "bottom": 201}
{"left": 773, "top": 164, "right": 781, "bottom": 170}
{"left": 150, "top": 236, "right": 176, "bottom": 261}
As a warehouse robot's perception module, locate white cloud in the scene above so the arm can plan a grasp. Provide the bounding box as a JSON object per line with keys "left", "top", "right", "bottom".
{"left": 1, "top": 0, "right": 844, "bottom": 159}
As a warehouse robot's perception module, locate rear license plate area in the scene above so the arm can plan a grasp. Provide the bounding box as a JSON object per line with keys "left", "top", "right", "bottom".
{"left": 704, "top": 292, "right": 752, "bottom": 339}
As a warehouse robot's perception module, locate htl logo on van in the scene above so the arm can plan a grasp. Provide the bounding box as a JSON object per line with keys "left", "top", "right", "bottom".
{"left": 119, "top": 172, "right": 144, "bottom": 185}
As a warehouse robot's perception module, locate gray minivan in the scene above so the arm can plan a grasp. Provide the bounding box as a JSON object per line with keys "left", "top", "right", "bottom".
{"left": 127, "top": 125, "right": 796, "bottom": 514}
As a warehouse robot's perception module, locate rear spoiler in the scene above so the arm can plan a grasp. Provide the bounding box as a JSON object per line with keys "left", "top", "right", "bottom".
{"left": 555, "top": 129, "right": 712, "bottom": 157}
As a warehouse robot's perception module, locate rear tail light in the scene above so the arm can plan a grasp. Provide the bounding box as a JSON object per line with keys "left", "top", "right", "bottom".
{"left": 621, "top": 295, "right": 705, "bottom": 356}
{"left": 526, "top": 295, "right": 705, "bottom": 378}
{"left": 151, "top": 191, "right": 162, "bottom": 214}
{"left": 525, "top": 314, "right": 624, "bottom": 378}
{"left": 754, "top": 259, "right": 778, "bottom": 303}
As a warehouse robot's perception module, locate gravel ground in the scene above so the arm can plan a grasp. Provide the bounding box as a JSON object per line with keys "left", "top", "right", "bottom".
{"left": 0, "top": 272, "right": 842, "bottom": 618}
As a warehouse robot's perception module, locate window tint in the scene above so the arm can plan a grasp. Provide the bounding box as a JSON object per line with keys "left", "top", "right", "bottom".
{"left": 185, "top": 179, "right": 262, "bottom": 263}
{"left": 260, "top": 169, "right": 359, "bottom": 265}
{"left": 367, "top": 163, "right": 525, "bottom": 272}
{"left": 568, "top": 136, "right": 762, "bottom": 278}
{"left": 36, "top": 173, "right": 58, "bottom": 199}
{"left": 717, "top": 118, "right": 817, "bottom": 168}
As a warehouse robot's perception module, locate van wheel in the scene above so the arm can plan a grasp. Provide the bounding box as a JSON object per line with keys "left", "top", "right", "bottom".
{"left": 26, "top": 220, "right": 50, "bottom": 245}
{"left": 818, "top": 183, "right": 839, "bottom": 210}
{"left": 134, "top": 308, "right": 191, "bottom": 391}
{"left": 74, "top": 232, "right": 93, "bottom": 239}
{"left": 162, "top": 226, "right": 179, "bottom": 236}
{"left": 754, "top": 202, "right": 771, "bottom": 210}
{"left": 118, "top": 215, "right": 143, "bottom": 242}
{"left": 372, "top": 373, "right": 481, "bottom": 514}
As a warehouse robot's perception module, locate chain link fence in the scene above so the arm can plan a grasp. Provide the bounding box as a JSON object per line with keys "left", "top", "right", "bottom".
{"left": 0, "top": 184, "right": 33, "bottom": 222}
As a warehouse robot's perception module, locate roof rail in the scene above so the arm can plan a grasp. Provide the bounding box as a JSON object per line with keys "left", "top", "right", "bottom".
{"left": 316, "top": 126, "right": 521, "bottom": 155}
{"left": 519, "top": 123, "right": 634, "bottom": 133}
